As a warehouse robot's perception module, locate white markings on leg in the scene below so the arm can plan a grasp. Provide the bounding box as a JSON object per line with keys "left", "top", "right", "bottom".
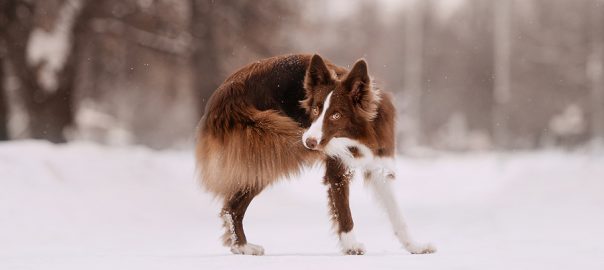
{"left": 302, "top": 91, "right": 333, "bottom": 149}
{"left": 366, "top": 157, "right": 396, "bottom": 178}
{"left": 230, "top": 243, "right": 265, "bottom": 256}
{"left": 223, "top": 211, "right": 265, "bottom": 255}
{"left": 339, "top": 230, "right": 366, "bottom": 255}
{"left": 222, "top": 211, "right": 237, "bottom": 245}
{"left": 366, "top": 161, "right": 436, "bottom": 254}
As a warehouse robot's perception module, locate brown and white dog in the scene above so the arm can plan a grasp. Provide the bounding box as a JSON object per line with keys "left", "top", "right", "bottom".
{"left": 196, "top": 54, "right": 435, "bottom": 256}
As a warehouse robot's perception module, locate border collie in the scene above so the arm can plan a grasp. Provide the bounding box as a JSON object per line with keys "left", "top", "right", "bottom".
{"left": 196, "top": 54, "right": 435, "bottom": 256}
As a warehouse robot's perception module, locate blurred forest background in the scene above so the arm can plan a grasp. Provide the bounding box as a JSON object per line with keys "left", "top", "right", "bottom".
{"left": 1, "top": 0, "right": 603, "bottom": 151}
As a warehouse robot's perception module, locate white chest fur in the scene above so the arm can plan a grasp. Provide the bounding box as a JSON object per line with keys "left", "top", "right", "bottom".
{"left": 323, "top": 137, "right": 395, "bottom": 177}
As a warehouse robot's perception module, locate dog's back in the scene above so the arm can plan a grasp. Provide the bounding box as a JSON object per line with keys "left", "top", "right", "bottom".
{"left": 196, "top": 54, "right": 344, "bottom": 198}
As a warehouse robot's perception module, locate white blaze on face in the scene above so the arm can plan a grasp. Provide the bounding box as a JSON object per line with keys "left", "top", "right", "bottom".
{"left": 303, "top": 91, "right": 333, "bottom": 149}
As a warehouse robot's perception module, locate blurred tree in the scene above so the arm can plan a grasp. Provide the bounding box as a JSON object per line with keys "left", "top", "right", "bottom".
{"left": 2, "top": 0, "right": 599, "bottom": 150}
{"left": 589, "top": 0, "right": 604, "bottom": 146}
{"left": 1, "top": 0, "right": 87, "bottom": 143}
{"left": 0, "top": 1, "right": 8, "bottom": 140}
{"left": 0, "top": 59, "right": 6, "bottom": 140}
{"left": 421, "top": 0, "right": 495, "bottom": 150}
{"left": 402, "top": 0, "right": 426, "bottom": 150}
{"left": 189, "top": 0, "right": 299, "bottom": 115}
{"left": 190, "top": 0, "right": 220, "bottom": 117}
{"left": 493, "top": 0, "right": 512, "bottom": 149}
{"left": 511, "top": 0, "right": 592, "bottom": 148}
{"left": 0, "top": 0, "right": 34, "bottom": 141}
{"left": 74, "top": 0, "right": 195, "bottom": 148}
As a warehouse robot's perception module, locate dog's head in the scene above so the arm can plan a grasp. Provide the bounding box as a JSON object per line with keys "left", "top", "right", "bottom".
{"left": 301, "top": 54, "right": 381, "bottom": 161}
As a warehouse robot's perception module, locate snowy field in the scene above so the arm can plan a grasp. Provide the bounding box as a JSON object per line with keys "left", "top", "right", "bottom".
{"left": 1, "top": 141, "right": 603, "bottom": 270}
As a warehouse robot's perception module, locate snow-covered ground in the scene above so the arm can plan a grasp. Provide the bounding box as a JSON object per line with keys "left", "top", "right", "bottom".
{"left": 1, "top": 141, "right": 603, "bottom": 270}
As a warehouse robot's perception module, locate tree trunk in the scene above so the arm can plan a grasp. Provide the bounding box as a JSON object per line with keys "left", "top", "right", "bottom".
{"left": 589, "top": 0, "right": 604, "bottom": 148}
{"left": 2, "top": 0, "right": 85, "bottom": 143}
{"left": 190, "top": 0, "right": 221, "bottom": 117}
{"left": 1, "top": 0, "right": 34, "bottom": 140}
{"left": 25, "top": 59, "right": 76, "bottom": 143}
{"left": 0, "top": 57, "right": 8, "bottom": 140}
{"left": 0, "top": 0, "right": 17, "bottom": 141}
{"left": 493, "top": 0, "right": 512, "bottom": 149}
{"left": 401, "top": 0, "right": 425, "bottom": 151}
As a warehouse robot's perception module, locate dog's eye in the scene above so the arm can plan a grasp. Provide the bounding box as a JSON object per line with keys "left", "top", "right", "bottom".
{"left": 330, "top": 112, "right": 341, "bottom": 120}
{"left": 311, "top": 106, "right": 319, "bottom": 116}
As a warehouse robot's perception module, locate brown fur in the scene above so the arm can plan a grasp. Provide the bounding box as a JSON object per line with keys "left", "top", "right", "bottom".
{"left": 220, "top": 188, "right": 261, "bottom": 246}
{"left": 197, "top": 55, "right": 326, "bottom": 198}
{"left": 196, "top": 54, "right": 397, "bottom": 254}
{"left": 324, "top": 158, "right": 355, "bottom": 233}
{"left": 196, "top": 109, "right": 315, "bottom": 196}
{"left": 301, "top": 56, "right": 395, "bottom": 157}
{"left": 300, "top": 56, "right": 397, "bottom": 246}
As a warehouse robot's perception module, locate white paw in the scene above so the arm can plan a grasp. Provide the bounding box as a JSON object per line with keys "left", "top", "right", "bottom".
{"left": 339, "top": 231, "right": 366, "bottom": 255}
{"left": 406, "top": 243, "right": 437, "bottom": 254}
{"left": 230, "top": 243, "right": 265, "bottom": 255}
{"left": 343, "top": 243, "right": 366, "bottom": 255}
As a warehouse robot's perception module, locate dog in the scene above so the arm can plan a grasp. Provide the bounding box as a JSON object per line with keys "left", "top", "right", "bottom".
{"left": 196, "top": 54, "right": 435, "bottom": 255}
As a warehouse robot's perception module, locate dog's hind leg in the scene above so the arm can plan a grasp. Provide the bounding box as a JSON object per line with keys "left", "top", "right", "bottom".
{"left": 221, "top": 187, "right": 264, "bottom": 255}
{"left": 365, "top": 166, "right": 436, "bottom": 254}
{"left": 324, "top": 158, "right": 365, "bottom": 255}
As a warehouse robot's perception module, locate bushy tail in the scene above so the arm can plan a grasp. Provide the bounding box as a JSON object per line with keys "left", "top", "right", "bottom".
{"left": 196, "top": 101, "right": 318, "bottom": 198}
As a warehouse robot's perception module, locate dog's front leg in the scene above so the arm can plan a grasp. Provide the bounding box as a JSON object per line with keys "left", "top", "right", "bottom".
{"left": 365, "top": 165, "right": 436, "bottom": 254}
{"left": 324, "top": 157, "right": 365, "bottom": 255}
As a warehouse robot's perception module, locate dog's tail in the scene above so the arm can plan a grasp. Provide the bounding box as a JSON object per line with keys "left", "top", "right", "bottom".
{"left": 196, "top": 84, "right": 318, "bottom": 198}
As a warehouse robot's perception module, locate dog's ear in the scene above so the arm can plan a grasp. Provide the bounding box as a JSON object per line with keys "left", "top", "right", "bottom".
{"left": 344, "top": 59, "right": 380, "bottom": 120}
{"left": 304, "top": 54, "right": 334, "bottom": 92}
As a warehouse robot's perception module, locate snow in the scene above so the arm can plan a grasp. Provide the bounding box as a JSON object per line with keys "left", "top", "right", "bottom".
{"left": 549, "top": 104, "right": 586, "bottom": 137}
{"left": 1, "top": 141, "right": 603, "bottom": 269}
{"left": 26, "top": 0, "right": 83, "bottom": 92}
{"left": 70, "top": 100, "right": 134, "bottom": 145}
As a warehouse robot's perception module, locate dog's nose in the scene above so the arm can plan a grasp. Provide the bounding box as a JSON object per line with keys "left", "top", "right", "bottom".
{"left": 305, "top": 138, "right": 318, "bottom": 149}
